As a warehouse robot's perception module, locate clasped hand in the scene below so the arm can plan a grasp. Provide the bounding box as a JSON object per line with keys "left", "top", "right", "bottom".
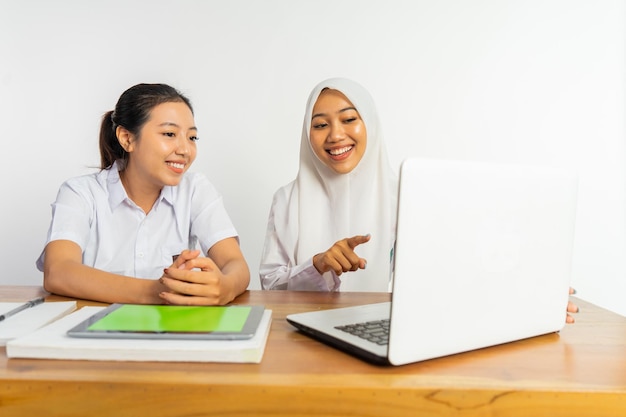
{"left": 158, "top": 249, "right": 229, "bottom": 305}
{"left": 313, "top": 234, "right": 371, "bottom": 275}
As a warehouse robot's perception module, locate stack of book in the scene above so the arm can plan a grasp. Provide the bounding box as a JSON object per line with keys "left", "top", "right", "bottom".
{"left": 4, "top": 303, "right": 272, "bottom": 363}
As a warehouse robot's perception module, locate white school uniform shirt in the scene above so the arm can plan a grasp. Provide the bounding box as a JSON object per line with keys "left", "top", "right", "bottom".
{"left": 36, "top": 161, "right": 238, "bottom": 279}
{"left": 260, "top": 78, "right": 398, "bottom": 292}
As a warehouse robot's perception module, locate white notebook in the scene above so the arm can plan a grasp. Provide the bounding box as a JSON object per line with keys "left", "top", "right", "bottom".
{"left": 7, "top": 306, "right": 273, "bottom": 363}
{"left": 0, "top": 301, "right": 77, "bottom": 346}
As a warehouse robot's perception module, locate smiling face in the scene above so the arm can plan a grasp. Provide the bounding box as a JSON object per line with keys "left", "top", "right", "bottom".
{"left": 309, "top": 89, "right": 367, "bottom": 175}
{"left": 118, "top": 101, "right": 198, "bottom": 193}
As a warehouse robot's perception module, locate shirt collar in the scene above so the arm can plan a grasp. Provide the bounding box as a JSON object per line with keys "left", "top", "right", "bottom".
{"left": 103, "top": 161, "right": 176, "bottom": 211}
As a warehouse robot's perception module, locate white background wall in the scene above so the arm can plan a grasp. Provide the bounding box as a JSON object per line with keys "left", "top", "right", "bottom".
{"left": 1, "top": 0, "right": 624, "bottom": 316}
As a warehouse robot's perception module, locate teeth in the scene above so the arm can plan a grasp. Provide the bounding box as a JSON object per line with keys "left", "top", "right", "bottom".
{"left": 329, "top": 146, "right": 352, "bottom": 156}
{"left": 167, "top": 162, "right": 185, "bottom": 169}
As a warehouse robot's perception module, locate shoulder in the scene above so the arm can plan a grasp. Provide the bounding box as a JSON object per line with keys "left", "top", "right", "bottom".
{"left": 61, "top": 169, "right": 100, "bottom": 184}
{"left": 274, "top": 180, "right": 296, "bottom": 199}
{"left": 179, "top": 171, "right": 217, "bottom": 191}
{"left": 174, "top": 171, "right": 222, "bottom": 203}
{"left": 51, "top": 169, "right": 111, "bottom": 212}
{"left": 58, "top": 169, "right": 106, "bottom": 195}
{"left": 272, "top": 180, "right": 297, "bottom": 206}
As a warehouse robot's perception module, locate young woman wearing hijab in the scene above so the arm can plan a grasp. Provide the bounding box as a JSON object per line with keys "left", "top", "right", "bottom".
{"left": 260, "top": 78, "right": 397, "bottom": 292}
{"left": 259, "top": 77, "right": 579, "bottom": 323}
{"left": 38, "top": 83, "right": 250, "bottom": 305}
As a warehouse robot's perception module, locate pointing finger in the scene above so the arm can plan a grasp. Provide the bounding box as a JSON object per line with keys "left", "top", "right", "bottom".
{"left": 347, "top": 234, "right": 371, "bottom": 249}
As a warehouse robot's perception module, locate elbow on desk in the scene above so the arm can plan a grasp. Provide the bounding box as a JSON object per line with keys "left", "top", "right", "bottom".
{"left": 41, "top": 257, "right": 86, "bottom": 299}
{"left": 42, "top": 263, "right": 66, "bottom": 296}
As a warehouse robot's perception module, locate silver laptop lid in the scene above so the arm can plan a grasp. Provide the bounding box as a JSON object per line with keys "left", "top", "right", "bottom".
{"left": 388, "top": 158, "right": 578, "bottom": 365}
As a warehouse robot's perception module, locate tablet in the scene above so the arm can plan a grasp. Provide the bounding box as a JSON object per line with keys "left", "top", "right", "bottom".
{"left": 66, "top": 303, "right": 265, "bottom": 340}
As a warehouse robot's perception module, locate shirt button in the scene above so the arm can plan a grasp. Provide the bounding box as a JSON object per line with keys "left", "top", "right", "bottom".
{"left": 137, "top": 252, "right": 144, "bottom": 259}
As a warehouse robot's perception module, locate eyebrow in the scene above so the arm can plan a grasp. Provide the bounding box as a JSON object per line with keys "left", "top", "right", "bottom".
{"left": 311, "top": 107, "right": 357, "bottom": 120}
{"left": 158, "top": 122, "right": 198, "bottom": 131}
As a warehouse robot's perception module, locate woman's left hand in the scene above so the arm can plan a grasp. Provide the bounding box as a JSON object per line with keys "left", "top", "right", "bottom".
{"left": 158, "top": 249, "right": 235, "bottom": 305}
{"left": 566, "top": 287, "right": 579, "bottom": 324}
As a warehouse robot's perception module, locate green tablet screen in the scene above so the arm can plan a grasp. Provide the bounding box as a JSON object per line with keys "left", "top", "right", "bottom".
{"left": 87, "top": 304, "right": 251, "bottom": 333}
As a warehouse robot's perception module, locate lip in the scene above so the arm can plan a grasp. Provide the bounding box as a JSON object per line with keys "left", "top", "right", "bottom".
{"left": 326, "top": 145, "right": 354, "bottom": 161}
{"left": 166, "top": 161, "right": 186, "bottom": 174}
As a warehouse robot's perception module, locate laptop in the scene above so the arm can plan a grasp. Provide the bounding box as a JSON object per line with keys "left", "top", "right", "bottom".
{"left": 286, "top": 157, "right": 578, "bottom": 365}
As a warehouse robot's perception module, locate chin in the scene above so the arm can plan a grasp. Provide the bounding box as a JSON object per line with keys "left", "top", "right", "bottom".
{"left": 330, "top": 164, "right": 357, "bottom": 175}
{"left": 163, "top": 178, "right": 183, "bottom": 187}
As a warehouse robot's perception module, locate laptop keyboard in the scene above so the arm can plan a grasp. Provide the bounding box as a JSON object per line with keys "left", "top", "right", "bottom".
{"left": 335, "top": 319, "right": 390, "bottom": 345}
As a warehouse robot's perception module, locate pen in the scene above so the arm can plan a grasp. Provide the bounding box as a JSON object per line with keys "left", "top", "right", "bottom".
{"left": 0, "top": 297, "right": 45, "bottom": 321}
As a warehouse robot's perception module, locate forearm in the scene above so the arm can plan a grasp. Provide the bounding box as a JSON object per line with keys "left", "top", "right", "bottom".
{"left": 220, "top": 258, "right": 250, "bottom": 302}
{"left": 260, "top": 258, "right": 338, "bottom": 291}
{"left": 43, "top": 259, "right": 165, "bottom": 304}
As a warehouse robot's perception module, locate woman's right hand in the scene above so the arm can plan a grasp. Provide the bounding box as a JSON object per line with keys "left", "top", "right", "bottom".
{"left": 313, "top": 234, "right": 371, "bottom": 275}
{"left": 159, "top": 241, "right": 249, "bottom": 306}
{"left": 169, "top": 249, "right": 202, "bottom": 271}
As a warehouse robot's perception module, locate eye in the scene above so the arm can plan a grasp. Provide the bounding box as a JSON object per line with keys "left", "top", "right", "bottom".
{"left": 163, "top": 132, "right": 176, "bottom": 138}
{"left": 312, "top": 122, "right": 328, "bottom": 129}
{"left": 189, "top": 136, "right": 199, "bottom": 142}
{"left": 344, "top": 117, "right": 357, "bottom": 124}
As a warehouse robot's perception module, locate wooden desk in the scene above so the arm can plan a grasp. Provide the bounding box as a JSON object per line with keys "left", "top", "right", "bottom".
{"left": 1, "top": 287, "right": 625, "bottom": 417}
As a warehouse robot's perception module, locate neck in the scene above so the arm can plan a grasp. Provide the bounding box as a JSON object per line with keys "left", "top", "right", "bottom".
{"left": 119, "top": 168, "right": 161, "bottom": 214}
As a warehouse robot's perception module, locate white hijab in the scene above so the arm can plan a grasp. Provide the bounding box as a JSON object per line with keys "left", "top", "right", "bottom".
{"left": 283, "top": 78, "right": 398, "bottom": 291}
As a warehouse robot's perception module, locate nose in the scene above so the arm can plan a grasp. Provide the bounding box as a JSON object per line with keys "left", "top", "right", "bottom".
{"left": 176, "top": 136, "right": 191, "bottom": 156}
{"left": 328, "top": 122, "right": 346, "bottom": 142}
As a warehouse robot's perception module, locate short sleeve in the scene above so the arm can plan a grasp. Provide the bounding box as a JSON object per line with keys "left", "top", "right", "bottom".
{"left": 188, "top": 173, "right": 238, "bottom": 255}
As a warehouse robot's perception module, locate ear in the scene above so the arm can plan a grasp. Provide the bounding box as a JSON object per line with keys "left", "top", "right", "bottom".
{"left": 116, "top": 126, "right": 136, "bottom": 153}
